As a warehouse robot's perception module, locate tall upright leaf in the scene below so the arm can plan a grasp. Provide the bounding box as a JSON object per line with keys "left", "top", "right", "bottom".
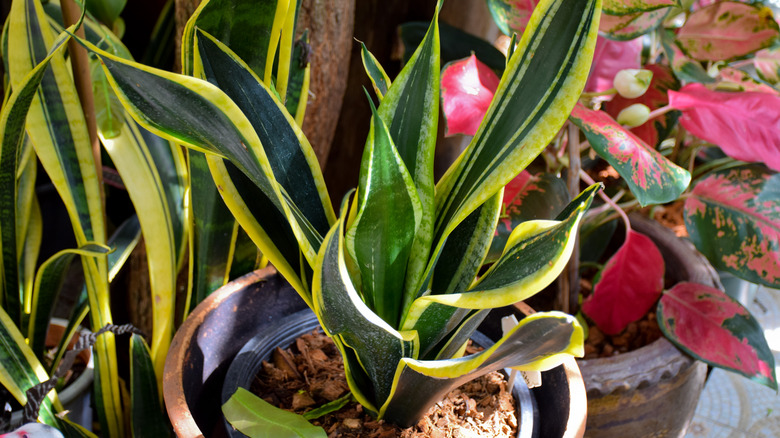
{"left": 376, "top": 5, "right": 440, "bottom": 310}
{"left": 435, "top": 0, "right": 600, "bottom": 257}
{"left": 8, "top": 1, "right": 119, "bottom": 433}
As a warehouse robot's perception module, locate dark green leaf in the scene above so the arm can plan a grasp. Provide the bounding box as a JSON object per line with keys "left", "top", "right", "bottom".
{"left": 130, "top": 334, "right": 172, "bottom": 437}
{"left": 397, "top": 22, "right": 506, "bottom": 72}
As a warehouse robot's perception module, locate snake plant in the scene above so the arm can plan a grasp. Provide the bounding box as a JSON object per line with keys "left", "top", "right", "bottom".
{"left": 82, "top": 0, "right": 601, "bottom": 427}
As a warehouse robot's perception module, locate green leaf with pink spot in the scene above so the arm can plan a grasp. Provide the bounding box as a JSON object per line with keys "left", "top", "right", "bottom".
{"left": 486, "top": 0, "right": 540, "bottom": 37}
{"left": 684, "top": 165, "right": 780, "bottom": 289}
{"left": 658, "top": 282, "right": 777, "bottom": 390}
{"left": 676, "top": 1, "right": 780, "bottom": 62}
{"left": 569, "top": 104, "right": 691, "bottom": 207}
{"left": 602, "top": 0, "right": 677, "bottom": 15}
{"left": 600, "top": 7, "right": 670, "bottom": 41}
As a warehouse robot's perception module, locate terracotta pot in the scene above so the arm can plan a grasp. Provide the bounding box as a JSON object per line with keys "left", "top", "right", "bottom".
{"left": 577, "top": 215, "right": 720, "bottom": 438}
{"left": 221, "top": 309, "right": 538, "bottom": 438}
{"left": 163, "top": 267, "right": 308, "bottom": 438}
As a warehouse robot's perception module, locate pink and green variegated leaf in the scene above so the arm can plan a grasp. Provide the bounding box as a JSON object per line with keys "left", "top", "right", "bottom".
{"left": 485, "top": 0, "right": 540, "bottom": 37}
{"left": 487, "top": 171, "right": 570, "bottom": 262}
{"left": 585, "top": 36, "right": 642, "bottom": 94}
{"left": 604, "top": 63, "right": 680, "bottom": 147}
{"left": 754, "top": 47, "right": 780, "bottom": 84}
{"left": 716, "top": 67, "right": 779, "bottom": 95}
{"left": 569, "top": 104, "right": 690, "bottom": 206}
{"left": 599, "top": 7, "right": 670, "bottom": 41}
{"left": 676, "top": 2, "right": 780, "bottom": 62}
{"left": 602, "top": 0, "right": 676, "bottom": 15}
{"left": 684, "top": 165, "right": 780, "bottom": 289}
{"left": 660, "top": 29, "right": 714, "bottom": 84}
{"left": 658, "top": 282, "right": 777, "bottom": 389}
{"left": 441, "top": 54, "right": 500, "bottom": 137}
{"left": 668, "top": 83, "right": 780, "bottom": 171}
{"left": 582, "top": 229, "right": 665, "bottom": 335}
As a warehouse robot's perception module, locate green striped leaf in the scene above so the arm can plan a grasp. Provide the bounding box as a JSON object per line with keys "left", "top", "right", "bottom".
{"left": 181, "top": 0, "right": 290, "bottom": 79}
{"left": 376, "top": 6, "right": 440, "bottom": 313}
{"left": 360, "top": 41, "right": 391, "bottom": 100}
{"left": 0, "top": 306, "right": 60, "bottom": 426}
{"left": 130, "top": 334, "right": 172, "bottom": 437}
{"left": 434, "top": 0, "right": 600, "bottom": 253}
{"left": 346, "top": 102, "right": 422, "bottom": 327}
{"left": 53, "top": 216, "right": 142, "bottom": 372}
{"left": 380, "top": 311, "right": 583, "bottom": 427}
{"left": 285, "top": 30, "right": 310, "bottom": 125}
{"left": 100, "top": 115, "right": 182, "bottom": 382}
{"left": 85, "top": 40, "right": 324, "bottom": 269}
{"left": 684, "top": 165, "right": 780, "bottom": 288}
{"left": 194, "top": 29, "right": 334, "bottom": 238}
{"left": 27, "top": 243, "right": 110, "bottom": 360}
{"left": 402, "top": 184, "right": 598, "bottom": 357}
{"left": 313, "top": 199, "right": 417, "bottom": 413}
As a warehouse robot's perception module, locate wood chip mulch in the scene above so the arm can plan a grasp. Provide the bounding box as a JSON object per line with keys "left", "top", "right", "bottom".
{"left": 250, "top": 329, "right": 518, "bottom": 437}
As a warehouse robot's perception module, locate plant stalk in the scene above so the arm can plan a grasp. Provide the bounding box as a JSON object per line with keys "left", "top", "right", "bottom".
{"left": 562, "top": 123, "right": 581, "bottom": 315}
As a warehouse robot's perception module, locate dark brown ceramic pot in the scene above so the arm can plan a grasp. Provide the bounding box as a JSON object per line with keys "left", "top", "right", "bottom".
{"left": 164, "top": 266, "right": 587, "bottom": 438}
{"left": 577, "top": 215, "right": 720, "bottom": 438}
{"left": 162, "top": 267, "right": 308, "bottom": 438}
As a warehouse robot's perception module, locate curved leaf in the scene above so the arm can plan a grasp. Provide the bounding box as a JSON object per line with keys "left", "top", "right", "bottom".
{"left": 599, "top": 7, "right": 669, "bottom": 41}
{"left": 0, "top": 307, "right": 60, "bottom": 426}
{"left": 658, "top": 282, "right": 777, "bottom": 389}
{"left": 569, "top": 103, "right": 690, "bottom": 206}
{"left": 660, "top": 29, "right": 715, "bottom": 84}
{"left": 440, "top": 54, "right": 500, "bottom": 137}
{"left": 716, "top": 67, "right": 780, "bottom": 95}
{"left": 486, "top": 0, "right": 540, "bottom": 36}
{"left": 223, "top": 387, "right": 326, "bottom": 438}
{"left": 27, "top": 244, "right": 110, "bottom": 359}
{"left": 381, "top": 311, "right": 582, "bottom": 427}
{"left": 684, "top": 165, "right": 780, "bottom": 288}
{"left": 360, "top": 41, "right": 391, "bottom": 100}
{"left": 754, "top": 47, "right": 780, "bottom": 84}
{"left": 602, "top": 0, "right": 676, "bottom": 15}
{"left": 582, "top": 229, "right": 665, "bottom": 335}
{"left": 676, "top": 1, "right": 780, "bottom": 62}
{"left": 604, "top": 63, "right": 680, "bottom": 147}
{"left": 313, "top": 200, "right": 416, "bottom": 412}
{"left": 668, "top": 83, "right": 780, "bottom": 172}
{"left": 403, "top": 185, "right": 598, "bottom": 354}
{"left": 487, "top": 171, "right": 570, "bottom": 263}
{"left": 435, "top": 0, "right": 600, "bottom": 252}
{"left": 397, "top": 21, "right": 506, "bottom": 72}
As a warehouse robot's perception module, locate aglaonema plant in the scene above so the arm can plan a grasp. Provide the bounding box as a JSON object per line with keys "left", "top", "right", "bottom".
{"left": 80, "top": 0, "right": 601, "bottom": 427}
{"left": 445, "top": 0, "right": 779, "bottom": 390}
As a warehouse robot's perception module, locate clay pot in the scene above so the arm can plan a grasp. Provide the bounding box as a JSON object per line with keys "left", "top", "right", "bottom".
{"left": 221, "top": 309, "right": 537, "bottom": 438}
{"left": 577, "top": 215, "right": 720, "bottom": 438}
{"left": 163, "top": 267, "right": 308, "bottom": 438}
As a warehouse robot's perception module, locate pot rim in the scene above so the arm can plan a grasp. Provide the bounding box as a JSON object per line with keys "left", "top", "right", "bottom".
{"left": 221, "top": 308, "right": 537, "bottom": 438}
{"left": 163, "top": 266, "right": 280, "bottom": 438}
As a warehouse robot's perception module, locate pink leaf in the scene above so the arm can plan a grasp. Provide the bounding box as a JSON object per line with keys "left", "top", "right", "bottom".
{"left": 582, "top": 230, "right": 665, "bottom": 335}
{"left": 585, "top": 36, "right": 643, "bottom": 94}
{"left": 676, "top": 2, "right": 780, "bottom": 61}
{"left": 599, "top": 7, "right": 670, "bottom": 41}
{"left": 440, "top": 54, "right": 500, "bottom": 137}
{"left": 753, "top": 47, "right": 780, "bottom": 84}
{"left": 658, "top": 282, "right": 777, "bottom": 389}
{"left": 668, "top": 83, "right": 780, "bottom": 171}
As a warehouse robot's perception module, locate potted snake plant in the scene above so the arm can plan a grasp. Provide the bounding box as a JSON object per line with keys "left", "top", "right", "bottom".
{"left": 81, "top": 0, "right": 602, "bottom": 433}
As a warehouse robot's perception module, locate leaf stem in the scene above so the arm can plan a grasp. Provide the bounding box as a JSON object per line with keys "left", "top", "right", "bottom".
{"left": 579, "top": 170, "right": 632, "bottom": 237}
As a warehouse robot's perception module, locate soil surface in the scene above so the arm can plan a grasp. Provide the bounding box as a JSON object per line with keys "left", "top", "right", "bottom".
{"left": 250, "top": 329, "right": 518, "bottom": 438}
